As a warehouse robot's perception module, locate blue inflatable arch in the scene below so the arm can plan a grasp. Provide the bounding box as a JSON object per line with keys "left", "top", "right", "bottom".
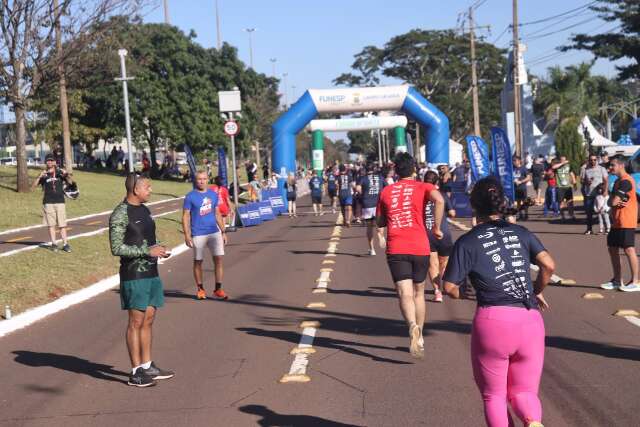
{"left": 271, "top": 85, "right": 449, "bottom": 189}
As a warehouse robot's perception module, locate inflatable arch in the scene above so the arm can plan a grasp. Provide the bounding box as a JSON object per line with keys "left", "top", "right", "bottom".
{"left": 271, "top": 85, "right": 449, "bottom": 191}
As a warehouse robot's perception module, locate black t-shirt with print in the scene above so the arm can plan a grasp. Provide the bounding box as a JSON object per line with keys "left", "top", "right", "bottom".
{"left": 38, "top": 169, "right": 67, "bottom": 204}
{"left": 443, "top": 220, "right": 545, "bottom": 308}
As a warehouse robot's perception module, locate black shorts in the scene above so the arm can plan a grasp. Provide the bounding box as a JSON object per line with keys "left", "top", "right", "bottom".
{"left": 328, "top": 188, "right": 337, "bottom": 198}
{"left": 515, "top": 187, "right": 527, "bottom": 202}
{"left": 286, "top": 193, "right": 296, "bottom": 202}
{"left": 532, "top": 178, "right": 541, "bottom": 191}
{"left": 311, "top": 194, "right": 322, "bottom": 204}
{"left": 386, "top": 254, "right": 429, "bottom": 284}
{"left": 428, "top": 232, "right": 454, "bottom": 257}
{"left": 607, "top": 228, "right": 635, "bottom": 249}
{"left": 557, "top": 187, "right": 573, "bottom": 201}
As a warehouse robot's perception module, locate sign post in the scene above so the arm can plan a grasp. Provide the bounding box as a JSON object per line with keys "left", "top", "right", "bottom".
{"left": 218, "top": 89, "right": 242, "bottom": 226}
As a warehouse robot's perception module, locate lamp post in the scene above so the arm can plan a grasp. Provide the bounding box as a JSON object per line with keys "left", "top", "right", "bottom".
{"left": 244, "top": 28, "right": 256, "bottom": 69}
{"left": 116, "top": 49, "right": 135, "bottom": 172}
{"left": 282, "top": 72, "right": 289, "bottom": 109}
{"left": 269, "top": 58, "right": 277, "bottom": 77}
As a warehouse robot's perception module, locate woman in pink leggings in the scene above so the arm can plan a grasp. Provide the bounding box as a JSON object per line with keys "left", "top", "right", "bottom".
{"left": 442, "top": 177, "right": 556, "bottom": 427}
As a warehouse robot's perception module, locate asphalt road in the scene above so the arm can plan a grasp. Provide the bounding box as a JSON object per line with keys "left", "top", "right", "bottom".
{"left": 1, "top": 198, "right": 639, "bottom": 426}
{"left": 0, "top": 198, "right": 183, "bottom": 256}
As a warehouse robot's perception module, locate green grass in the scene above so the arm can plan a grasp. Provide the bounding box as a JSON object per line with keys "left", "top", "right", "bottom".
{"left": 0, "top": 166, "right": 192, "bottom": 231}
{"left": 0, "top": 211, "right": 184, "bottom": 316}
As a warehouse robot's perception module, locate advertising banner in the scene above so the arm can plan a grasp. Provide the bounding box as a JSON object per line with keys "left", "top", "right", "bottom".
{"left": 258, "top": 201, "right": 275, "bottom": 221}
{"left": 308, "top": 85, "right": 409, "bottom": 114}
{"left": 217, "top": 147, "right": 228, "bottom": 187}
{"left": 465, "top": 135, "right": 490, "bottom": 182}
{"left": 184, "top": 144, "right": 197, "bottom": 187}
{"left": 490, "top": 127, "right": 515, "bottom": 203}
{"left": 237, "top": 203, "right": 263, "bottom": 227}
{"left": 261, "top": 189, "right": 286, "bottom": 215}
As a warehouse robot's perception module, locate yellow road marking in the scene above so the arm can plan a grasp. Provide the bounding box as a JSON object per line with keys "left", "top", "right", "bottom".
{"left": 85, "top": 220, "right": 102, "bottom": 226}
{"left": 299, "top": 320, "right": 321, "bottom": 328}
{"left": 312, "top": 288, "right": 327, "bottom": 294}
{"left": 322, "top": 260, "right": 335, "bottom": 265}
{"left": 320, "top": 268, "right": 333, "bottom": 272}
{"left": 306, "top": 302, "right": 326, "bottom": 308}
{"left": 6, "top": 236, "right": 31, "bottom": 243}
{"left": 582, "top": 293, "right": 604, "bottom": 300}
{"left": 614, "top": 309, "right": 640, "bottom": 317}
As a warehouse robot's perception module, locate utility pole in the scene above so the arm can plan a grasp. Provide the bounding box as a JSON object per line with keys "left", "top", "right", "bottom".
{"left": 512, "top": 0, "right": 523, "bottom": 157}
{"left": 54, "top": 0, "right": 72, "bottom": 172}
{"left": 163, "top": 0, "right": 170, "bottom": 24}
{"left": 270, "top": 58, "right": 277, "bottom": 77}
{"left": 215, "top": 0, "right": 222, "bottom": 49}
{"left": 244, "top": 28, "right": 256, "bottom": 69}
{"left": 283, "top": 72, "right": 289, "bottom": 109}
{"left": 469, "top": 6, "right": 481, "bottom": 137}
{"left": 116, "top": 49, "right": 135, "bottom": 173}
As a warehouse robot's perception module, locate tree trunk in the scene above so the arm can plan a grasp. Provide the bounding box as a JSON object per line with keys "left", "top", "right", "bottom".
{"left": 149, "top": 139, "right": 158, "bottom": 176}
{"left": 55, "top": 0, "right": 73, "bottom": 173}
{"left": 14, "top": 104, "right": 30, "bottom": 193}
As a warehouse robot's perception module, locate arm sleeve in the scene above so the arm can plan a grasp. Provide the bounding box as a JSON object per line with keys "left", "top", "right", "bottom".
{"left": 442, "top": 238, "right": 473, "bottom": 285}
{"left": 182, "top": 193, "right": 192, "bottom": 210}
{"left": 109, "top": 204, "right": 150, "bottom": 257}
{"left": 528, "top": 232, "right": 546, "bottom": 264}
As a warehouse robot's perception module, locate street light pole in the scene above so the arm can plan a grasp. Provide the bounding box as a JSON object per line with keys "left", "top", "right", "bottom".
{"left": 270, "top": 57, "right": 277, "bottom": 77}
{"left": 116, "top": 49, "right": 134, "bottom": 173}
{"left": 163, "top": 0, "right": 170, "bottom": 24}
{"left": 215, "top": 0, "right": 222, "bottom": 49}
{"left": 244, "top": 28, "right": 256, "bottom": 69}
{"left": 282, "top": 72, "right": 289, "bottom": 109}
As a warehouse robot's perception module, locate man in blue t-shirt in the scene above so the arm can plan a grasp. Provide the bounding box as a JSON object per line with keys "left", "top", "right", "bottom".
{"left": 182, "top": 171, "right": 228, "bottom": 300}
{"left": 337, "top": 165, "right": 354, "bottom": 226}
{"left": 326, "top": 166, "right": 338, "bottom": 214}
{"left": 356, "top": 164, "right": 385, "bottom": 255}
{"left": 309, "top": 173, "right": 324, "bottom": 216}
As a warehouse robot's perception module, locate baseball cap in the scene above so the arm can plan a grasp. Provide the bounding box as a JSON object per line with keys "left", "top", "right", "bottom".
{"left": 45, "top": 154, "right": 55, "bottom": 161}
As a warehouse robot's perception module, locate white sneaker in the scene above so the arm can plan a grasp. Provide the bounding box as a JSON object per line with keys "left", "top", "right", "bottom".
{"left": 600, "top": 280, "right": 621, "bottom": 290}
{"left": 434, "top": 290, "right": 443, "bottom": 303}
{"left": 368, "top": 248, "right": 376, "bottom": 256}
{"left": 409, "top": 324, "right": 423, "bottom": 358}
{"left": 619, "top": 283, "right": 640, "bottom": 292}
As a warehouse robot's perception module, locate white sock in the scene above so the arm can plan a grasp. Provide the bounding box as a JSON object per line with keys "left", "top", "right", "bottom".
{"left": 132, "top": 365, "right": 143, "bottom": 374}
{"left": 141, "top": 360, "right": 152, "bottom": 369}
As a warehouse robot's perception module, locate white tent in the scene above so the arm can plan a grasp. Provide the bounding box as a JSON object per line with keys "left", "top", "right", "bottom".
{"left": 580, "top": 116, "right": 616, "bottom": 147}
{"left": 419, "top": 139, "right": 463, "bottom": 166}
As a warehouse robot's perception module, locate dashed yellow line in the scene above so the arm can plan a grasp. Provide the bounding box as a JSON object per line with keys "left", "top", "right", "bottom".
{"left": 6, "top": 235, "right": 31, "bottom": 243}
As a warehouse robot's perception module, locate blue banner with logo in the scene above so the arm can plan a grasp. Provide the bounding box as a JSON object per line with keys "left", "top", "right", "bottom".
{"left": 490, "top": 127, "right": 515, "bottom": 203}
{"left": 217, "top": 147, "right": 228, "bottom": 187}
{"left": 260, "top": 188, "right": 286, "bottom": 215}
{"left": 237, "top": 203, "right": 263, "bottom": 227}
{"left": 184, "top": 144, "right": 197, "bottom": 187}
{"left": 258, "top": 201, "right": 275, "bottom": 221}
{"left": 465, "top": 135, "right": 490, "bottom": 182}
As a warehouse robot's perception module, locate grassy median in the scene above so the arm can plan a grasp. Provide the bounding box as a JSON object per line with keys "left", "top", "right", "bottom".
{"left": 0, "top": 211, "right": 184, "bottom": 316}
{"left": 0, "top": 166, "right": 192, "bottom": 231}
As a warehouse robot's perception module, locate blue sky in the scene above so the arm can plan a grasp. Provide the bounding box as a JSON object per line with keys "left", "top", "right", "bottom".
{"left": 147, "top": 0, "right": 622, "bottom": 101}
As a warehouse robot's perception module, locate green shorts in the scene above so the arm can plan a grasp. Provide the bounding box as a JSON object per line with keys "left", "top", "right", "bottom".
{"left": 120, "top": 277, "right": 165, "bottom": 311}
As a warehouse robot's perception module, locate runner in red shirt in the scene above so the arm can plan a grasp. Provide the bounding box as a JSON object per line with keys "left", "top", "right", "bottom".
{"left": 209, "top": 176, "right": 232, "bottom": 228}
{"left": 376, "top": 153, "right": 445, "bottom": 358}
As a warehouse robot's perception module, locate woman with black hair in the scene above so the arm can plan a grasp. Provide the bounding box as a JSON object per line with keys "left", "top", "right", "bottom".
{"left": 442, "top": 176, "right": 555, "bottom": 427}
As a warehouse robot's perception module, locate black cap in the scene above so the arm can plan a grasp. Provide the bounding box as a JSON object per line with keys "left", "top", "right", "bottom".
{"left": 45, "top": 154, "right": 55, "bottom": 161}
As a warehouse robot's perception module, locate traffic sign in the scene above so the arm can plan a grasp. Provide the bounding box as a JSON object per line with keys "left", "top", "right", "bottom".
{"left": 224, "top": 120, "right": 239, "bottom": 136}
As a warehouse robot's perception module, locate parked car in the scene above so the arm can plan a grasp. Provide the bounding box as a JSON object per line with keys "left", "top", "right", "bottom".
{"left": 0, "top": 157, "right": 16, "bottom": 165}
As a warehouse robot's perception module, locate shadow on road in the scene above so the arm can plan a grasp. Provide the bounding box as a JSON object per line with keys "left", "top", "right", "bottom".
{"left": 238, "top": 404, "right": 363, "bottom": 426}
{"left": 11, "top": 351, "right": 128, "bottom": 384}
{"left": 328, "top": 286, "right": 396, "bottom": 299}
{"left": 289, "top": 250, "right": 367, "bottom": 258}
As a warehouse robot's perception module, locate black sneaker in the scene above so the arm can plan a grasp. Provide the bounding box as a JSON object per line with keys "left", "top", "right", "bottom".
{"left": 40, "top": 243, "right": 58, "bottom": 252}
{"left": 143, "top": 362, "right": 174, "bottom": 380}
{"left": 584, "top": 230, "right": 593, "bottom": 235}
{"left": 128, "top": 369, "right": 156, "bottom": 387}
{"left": 62, "top": 244, "right": 71, "bottom": 253}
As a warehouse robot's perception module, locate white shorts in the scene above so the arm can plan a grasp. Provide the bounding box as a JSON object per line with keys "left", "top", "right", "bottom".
{"left": 362, "top": 207, "right": 376, "bottom": 220}
{"left": 192, "top": 232, "right": 225, "bottom": 260}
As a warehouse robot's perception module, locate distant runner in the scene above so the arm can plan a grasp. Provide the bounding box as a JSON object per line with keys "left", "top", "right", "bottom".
{"left": 356, "top": 163, "right": 385, "bottom": 255}
{"left": 309, "top": 172, "right": 324, "bottom": 216}
{"left": 338, "top": 165, "right": 355, "bottom": 227}
{"left": 326, "top": 166, "right": 338, "bottom": 214}
{"left": 183, "top": 171, "right": 228, "bottom": 300}
{"left": 443, "top": 176, "right": 555, "bottom": 427}
{"left": 376, "top": 153, "right": 444, "bottom": 358}
{"left": 109, "top": 173, "right": 174, "bottom": 387}
{"left": 209, "top": 175, "right": 232, "bottom": 228}
{"left": 284, "top": 175, "right": 298, "bottom": 218}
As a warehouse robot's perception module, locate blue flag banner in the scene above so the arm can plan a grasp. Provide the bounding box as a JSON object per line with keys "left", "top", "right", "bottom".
{"left": 490, "top": 127, "right": 515, "bottom": 203}
{"left": 450, "top": 192, "right": 473, "bottom": 218}
{"left": 184, "top": 144, "right": 197, "bottom": 188}
{"left": 260, "top": 188, "right": 286, "bottom": 215}
{"left": 217, "top": 147, "right": 228, "bottom": 187}
{"left": 465, "top": 135, "right": 490, "bottom": 182}
{"left": 258, "top": 201, "right": 275, "bottom": 221}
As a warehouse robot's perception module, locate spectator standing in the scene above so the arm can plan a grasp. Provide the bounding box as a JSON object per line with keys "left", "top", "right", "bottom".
{"left": 543, "top": 161, "right": 560, "bottom": 217}
{"left": 32, "top": 154, "right": 74, "bottom": 252}
{"left": 553, "top": 155, "right": 577, "bottom": 221}
{"left": 210, "top": 176, "right": 233, "bottom": 228}
{"left": 600, "top": 155, "right": 639, "bottom": 292}
{"left": 284, "top": 174, "right": 298, "bottom": 218}
{"left": 580, "top": 154, "right": 609, "bottom": 235}
{"left": 512, "top": 155, "right": 531, "bottom": 221}
{"left": 594, "top": 184, "right": 611, "bottom": 234}
{"left": 530, "top": 156, "right": 545, "bottom": 205}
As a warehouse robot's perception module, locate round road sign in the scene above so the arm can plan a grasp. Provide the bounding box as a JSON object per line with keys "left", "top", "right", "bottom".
{"left": 224, "top": 120, "right": 239, "bottom": 136}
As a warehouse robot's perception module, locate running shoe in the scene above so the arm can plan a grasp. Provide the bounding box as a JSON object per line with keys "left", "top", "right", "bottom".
{"left": 600, "top": 280, "right": 621, "bottom": 290}
{"left": 213, "top": 288, "right": 229, "bottom": 300}
{"left": 619, "top": 283, "right": 640, "bottom": 292}
{"left": 62, "top": 244, "right": 71, "bottom": 253}
{"left": 417, "top": 334, "right": 425, "bottom": 356}
{"left": 409, "top": 324, "right": 423, "bottom": 358}
{"left": 584, "top": 230, "right": 593, "bottom": 235}
{"left": 143, "top": 362, "right": 174, "bottom": 380}
{"left": 40, "top": 243, "right": 58, "bottom": 252}
{"left": 196, "top": 287, "right": 207, "bottom": 300}
{"left": 368, "top": 248, "right": 376, "bottom": 256}
{"left": 434, "top": 290, "right": 444, "bottom": 303}
{"left": 128, "top": 369, "right": 156, "bottom": 387}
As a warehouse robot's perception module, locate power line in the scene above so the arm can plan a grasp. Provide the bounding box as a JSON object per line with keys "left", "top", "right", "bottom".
{"left": 518, "top": 1, "right": 598, "bottom": 27}
{"left": 523, "top": 16, "right": 597, "bottom": 42}
{"left": 491, "top": 25, "right": 510, "bottom": 45}
{"left": 522, "top": 9, "right": 595, "bottom": 38}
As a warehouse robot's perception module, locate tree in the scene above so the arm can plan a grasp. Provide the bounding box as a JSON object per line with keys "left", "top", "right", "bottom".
{"left": 334, "top": 29, "right": 507, "bottom": 140}
{"left": 566, "top": 0, "right": 640, "bottom": 81}
{"left": 555, "top": 117, "right": 586, "bottom": 173}
{"left": 0, "top": 0, "right": 140, "bottom": 192}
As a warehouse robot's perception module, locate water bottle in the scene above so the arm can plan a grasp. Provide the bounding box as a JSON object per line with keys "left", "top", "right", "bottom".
{"left": 4, "top": 305, "right": 11, "bottom": 320}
